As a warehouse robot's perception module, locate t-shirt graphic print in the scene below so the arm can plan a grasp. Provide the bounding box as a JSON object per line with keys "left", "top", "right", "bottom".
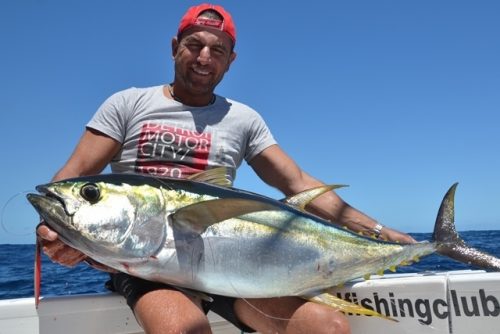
{"left": 135, "top": 122, "right": 211, "bottom": 178}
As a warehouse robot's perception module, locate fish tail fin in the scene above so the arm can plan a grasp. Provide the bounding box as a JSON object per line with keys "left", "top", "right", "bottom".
{"left": 305, "top": 292, "right": 398, "bottom": 322}
{"left": 432, "top": 183, "right": 500, "bottom": 271}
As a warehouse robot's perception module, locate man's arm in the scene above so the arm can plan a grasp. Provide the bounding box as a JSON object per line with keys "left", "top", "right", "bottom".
{"left": 52, "top": 128, "right": 121, "bottom": 181}
{"left": 249, "top": 144, "right": 416, "bottom": 243}
{"left": 37, "top": 128, "right": 122, "bottom": 266}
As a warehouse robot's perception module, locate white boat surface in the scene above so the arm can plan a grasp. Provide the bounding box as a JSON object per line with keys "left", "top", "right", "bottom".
{"left": 1, "top": 270, "right": 499, "bottom": 334}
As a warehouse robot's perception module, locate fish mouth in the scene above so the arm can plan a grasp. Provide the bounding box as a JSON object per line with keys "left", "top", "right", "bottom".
{"left": 27, "top": 190, "right": 85, "bottom": 254}
{"left": 27, "top": 187, "right": 73, "bottom": 235}
{"left": 29, "top": 185, "right": 69, "bottom": 213}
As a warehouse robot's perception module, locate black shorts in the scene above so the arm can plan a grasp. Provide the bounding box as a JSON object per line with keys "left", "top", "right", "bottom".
{"left": 106, "top": 273, "right": 255, "bottom": 333}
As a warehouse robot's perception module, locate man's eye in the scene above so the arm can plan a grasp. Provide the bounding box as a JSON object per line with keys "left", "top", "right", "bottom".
{"left": 186, "top": 43, "right": 202, "bottom": 50}
{"left": 212, "top": 48, "right": 226, "bottom": 56}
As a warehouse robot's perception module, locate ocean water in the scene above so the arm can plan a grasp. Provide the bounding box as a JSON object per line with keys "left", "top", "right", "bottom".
{"left": 1, "top": 231, "right": 499, "bottom": 300}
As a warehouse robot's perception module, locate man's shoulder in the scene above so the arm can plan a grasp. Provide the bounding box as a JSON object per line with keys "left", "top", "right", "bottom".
{"left": 103, "top": 85, "right": 163, "bottom": 107}
{"left": 218, "top": 96, "right": 260, "bottom": 116}
{"left": 114, "top": 85, "right": 162, "bottom": 97}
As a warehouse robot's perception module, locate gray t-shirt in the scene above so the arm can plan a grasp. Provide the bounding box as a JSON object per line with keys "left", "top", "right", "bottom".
{"left": 87, "top": 85, "right": 276, "bottom": 182}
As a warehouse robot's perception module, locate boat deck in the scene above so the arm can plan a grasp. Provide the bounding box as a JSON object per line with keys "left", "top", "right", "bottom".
{"left": 1, "top": 271, "right": 499, "bottom": 334}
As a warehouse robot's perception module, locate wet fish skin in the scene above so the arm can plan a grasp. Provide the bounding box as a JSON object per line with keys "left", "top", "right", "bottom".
{"left": 27, "top": 172, "right": 500, "bottom": 301}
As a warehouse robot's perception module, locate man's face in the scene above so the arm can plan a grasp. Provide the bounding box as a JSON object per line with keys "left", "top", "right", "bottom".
{"left": 172, "top": 26, "right": 236, "bottom": 96}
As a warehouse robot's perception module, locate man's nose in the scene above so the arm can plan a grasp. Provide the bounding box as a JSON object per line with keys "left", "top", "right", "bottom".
{"left": 197, "top": 46, "right": 211, "bottom": 65}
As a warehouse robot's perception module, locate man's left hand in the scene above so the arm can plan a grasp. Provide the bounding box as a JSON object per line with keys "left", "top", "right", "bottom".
{"left": 379, "top": 226, "right": 417, "bottom": 244}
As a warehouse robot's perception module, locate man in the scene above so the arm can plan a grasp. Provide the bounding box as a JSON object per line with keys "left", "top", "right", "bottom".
{"left": 38, "top": 4, "right": 415, "bottom": 334}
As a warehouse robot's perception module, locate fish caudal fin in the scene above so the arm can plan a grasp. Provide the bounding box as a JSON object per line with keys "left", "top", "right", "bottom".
{"left": 432, "top": 183, "right": 500, "bottom": 271}
{"left": 304, "top": 292, "right": 397, "bottom": 322}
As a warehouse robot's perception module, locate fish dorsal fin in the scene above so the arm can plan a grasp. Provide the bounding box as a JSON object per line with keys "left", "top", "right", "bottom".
{"left": 172, "top": 198, "right": 279, "bottom": 234}
{"left": 304, "top": 292, "right": 397, "bottom": 322}
{"left": 187, "top": 167, "right": 232, "bottom": 187}
{"left": 284, "top": 185, "right": 348, "bottom": 210}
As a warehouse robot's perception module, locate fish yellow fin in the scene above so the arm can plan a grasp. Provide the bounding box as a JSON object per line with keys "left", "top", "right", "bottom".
{"left": 172, "top": 198, "right": 279, "bottom": 234}
{"left": 363, "top": 273, "right": 371, "bottom": 280}
{"left": 283, "top": 185, "right": 348, "bottom": 210}
{"left": 187, "top": 167, "right": 232, "bottom": 187}
{"left": 304, "top": 293, "right": 397, "bottom": 322}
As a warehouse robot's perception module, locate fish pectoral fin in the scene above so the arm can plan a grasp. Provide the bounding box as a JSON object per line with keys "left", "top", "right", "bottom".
{"left": 172, "top": 198, "right": 279, "bottom": 234}
{"left": 303, "top": 292, "right": 398, "bottom": 322}
{"left": 283, "top": 185, "right": 348, "bottom": 211}
{"left": 187, "top": 167, "right": 232, "bottom": 187}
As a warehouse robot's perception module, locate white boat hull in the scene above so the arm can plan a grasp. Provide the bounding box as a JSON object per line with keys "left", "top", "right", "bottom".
{"left": 1, "top": 270, "right": 499, "bottom": 334}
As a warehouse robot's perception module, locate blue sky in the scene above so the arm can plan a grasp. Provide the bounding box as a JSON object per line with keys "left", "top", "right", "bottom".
{"left": 1, "top": 1, "right": 499, "bottom": 244}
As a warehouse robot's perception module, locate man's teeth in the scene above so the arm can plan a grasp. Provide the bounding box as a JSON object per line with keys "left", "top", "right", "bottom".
{"left": 193, "top": 68, "right": 210, "bottom": 75}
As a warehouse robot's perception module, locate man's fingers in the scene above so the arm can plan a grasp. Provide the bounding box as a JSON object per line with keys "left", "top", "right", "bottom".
{"left": 382, "top": 227, "right": 417, "bottom": 244}
{"left": 60, "top": 251, "right": 88, "bottom": 267}
{"left": 42, "top": 240, "right": 87, "bottom": 267}
{"left": 37, "top": 224, "right": 58, "bottom": 241}
{"left": 42, "top": 239, "right": 66, "bottom": 258}
{"left": 36, "top": 221, "right": 87, "bottom": 266}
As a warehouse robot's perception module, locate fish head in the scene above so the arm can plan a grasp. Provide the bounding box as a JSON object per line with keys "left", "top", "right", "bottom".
{"left": 27, "top": 176, "right": 167, "bottom": 261}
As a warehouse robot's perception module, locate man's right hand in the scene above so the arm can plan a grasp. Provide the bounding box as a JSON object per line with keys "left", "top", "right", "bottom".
{"left": 36, "top": 223, "right": 87, "bottom": 267}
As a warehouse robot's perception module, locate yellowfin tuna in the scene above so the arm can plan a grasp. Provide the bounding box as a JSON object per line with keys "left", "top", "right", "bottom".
{"left": 27, "top": 169, "right": 500, "bottom": 317}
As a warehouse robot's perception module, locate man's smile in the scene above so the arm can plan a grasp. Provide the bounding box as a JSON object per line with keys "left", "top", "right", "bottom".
{"left": 192, "top": 66, "right": 211, "bottom": 76}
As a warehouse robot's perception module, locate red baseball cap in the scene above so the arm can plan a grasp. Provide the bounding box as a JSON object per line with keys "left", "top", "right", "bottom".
{"left": 177, "top": 4, "right": 236, "bottom": 45}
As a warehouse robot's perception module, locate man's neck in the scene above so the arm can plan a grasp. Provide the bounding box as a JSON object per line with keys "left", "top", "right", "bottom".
{"left": 164, "top": 83, "right": 215, "bottom": 107}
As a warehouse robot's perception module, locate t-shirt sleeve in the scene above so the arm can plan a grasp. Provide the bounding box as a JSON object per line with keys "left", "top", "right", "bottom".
{"left": 86, "top": 89, "right": 135, "bottom": 143}
{"left": 244, "top": 111, "right": 277, "bottom": 163}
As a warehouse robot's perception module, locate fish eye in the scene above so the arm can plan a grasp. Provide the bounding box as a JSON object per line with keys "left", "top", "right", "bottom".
{"left": 80, "top": 183, "right": 101, "bottom": 203}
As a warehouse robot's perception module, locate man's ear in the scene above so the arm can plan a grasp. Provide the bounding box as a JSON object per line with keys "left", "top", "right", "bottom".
{"left": 230, "top": 51, "right": 237, "bottom": 64}
{"left": 226, "top": 51, "right": 237, "bottom": 72}
{"left": 171, "top": 37, "right": 179, "bottom": 58}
